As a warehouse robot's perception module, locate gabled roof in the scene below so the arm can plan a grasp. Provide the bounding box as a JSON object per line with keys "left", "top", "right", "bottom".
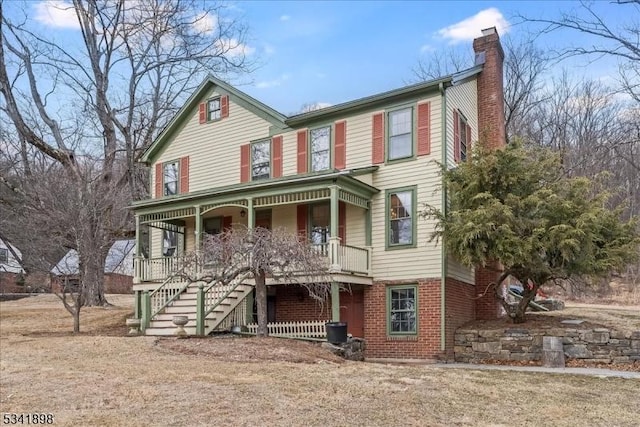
{"left": 285, "top": 75, "right": 454, "bottom": 127}
{"left": 141, "top": 63, "right": 485, "bottom": 164}
{"left": 140, "top": 75, "right": 288, "bottom": 164}
{"left": 51, "top": 240, "right": 135, "bottom": 276}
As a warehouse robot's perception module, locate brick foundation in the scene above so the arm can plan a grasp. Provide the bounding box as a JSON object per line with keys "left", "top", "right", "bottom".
{"left": 274, "top": 285, "right": 331, "bottom": 322}
{"left": 475, "top": 266, "right": 502, "bottom": 320}
{"left": 364, "top": 279, "right": 443, "bottom": 359}
{"left": 444, "top": 278, "right": 476, "bottom": 357}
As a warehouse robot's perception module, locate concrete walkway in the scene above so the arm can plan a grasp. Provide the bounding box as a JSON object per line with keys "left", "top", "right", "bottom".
{"left": 433, "top": 363, "right": 640, "bottom": 379}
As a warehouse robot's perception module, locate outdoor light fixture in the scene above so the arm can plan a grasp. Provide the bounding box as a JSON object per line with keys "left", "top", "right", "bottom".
{"left": 240, "top": 210, "right": 246, "bottom": 218}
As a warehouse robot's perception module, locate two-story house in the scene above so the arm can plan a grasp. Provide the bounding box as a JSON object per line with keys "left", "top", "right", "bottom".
{"left": 130, "top": 28, "right": 506, "bottom": 360}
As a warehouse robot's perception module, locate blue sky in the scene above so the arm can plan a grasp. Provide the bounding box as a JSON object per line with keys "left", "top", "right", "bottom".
{"left": 10, "top": 1, "right": 633, "bottom": 115}
{"left": 235, "top": 1, "right": 629, "bottom": 114}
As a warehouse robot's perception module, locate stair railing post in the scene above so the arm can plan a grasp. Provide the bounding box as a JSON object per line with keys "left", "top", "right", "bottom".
{"left": 196, "top": 284, "right": 205, "bottom": 336}
{"left": 141, "top": 290, "right": 150, "bottom": 332}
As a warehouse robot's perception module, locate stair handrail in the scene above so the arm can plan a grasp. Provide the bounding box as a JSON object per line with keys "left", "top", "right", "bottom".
{"left": 147, "top": 256, "right": 197, "bottom": 320}
{"left": 202, "top": 272, "right": 253, "bottom": 318}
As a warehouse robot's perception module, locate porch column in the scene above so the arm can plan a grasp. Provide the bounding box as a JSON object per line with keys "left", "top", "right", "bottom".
{"left": 329, "top": 185, "right": 339, "bottom": 237}
{"left": 328, "top": 185, "right": 341, "bottom": 272}
{"left": 365, "top": 202, "right": 373, "bottom": 276}
{"left": 134, "top": 214, "right": 141, "bottom": 284}
{"left": 331, "top": 281, "right": 340, "bottom": 322}
{"left": 247, "top": 197, "right": 254, "bottom": 229}
{"left": 365, "top": 203, "right": 372, "bottom": 246}
{"left": 194, "top": 205, "right": 202, "bottom": 251}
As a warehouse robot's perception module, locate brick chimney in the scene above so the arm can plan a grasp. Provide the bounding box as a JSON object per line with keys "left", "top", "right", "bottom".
{"left": 473, "top": 27, "right": 505, "bottom": 150}
{"left": 473, "top": 27, "right": 506, "bottom": 319}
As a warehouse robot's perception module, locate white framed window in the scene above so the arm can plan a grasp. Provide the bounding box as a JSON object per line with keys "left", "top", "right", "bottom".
{"left": 163, "top": 161, "right": 179, "bottom": 196}
{"left": 251, "top": 140, "right": 271, "bottom": 180}
{"left": 388, "top": 107, "right": 413, "bottom": 160}
{"left": 208, "top": 97, "right": 221, "bottom": 121}
{"left": 0, "top": 248, "right": 8, "bottom": 264}
{"left": 310, "top": 126, "right": 331, "bottom": 172}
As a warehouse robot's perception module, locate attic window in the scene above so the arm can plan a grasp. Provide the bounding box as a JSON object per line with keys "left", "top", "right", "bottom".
{"left": 0, "top": 248, "right": 8, "bottom": 263}
{"left": 208, "top": 97, "right": 221, "bottom": 121}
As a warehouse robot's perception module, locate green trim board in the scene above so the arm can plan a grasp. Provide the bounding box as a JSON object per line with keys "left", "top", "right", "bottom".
{"left": 132, "top": 169, "right": 379, "bottom": 213}
{"left": 386, "top": 284, "right": 418, "bottom": 336}
{"left": 286, "top": 76, "right": 453, "bottom": 128}
{"left": 439, "top": 82, "right": 447, "bottom": 351}
{"left": 385, "top": 185, "right": 418, "bottom": 250}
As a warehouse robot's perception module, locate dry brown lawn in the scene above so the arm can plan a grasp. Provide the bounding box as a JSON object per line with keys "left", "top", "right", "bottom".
{"left": 1, "top": 295, "right": 639, "bottom": 427}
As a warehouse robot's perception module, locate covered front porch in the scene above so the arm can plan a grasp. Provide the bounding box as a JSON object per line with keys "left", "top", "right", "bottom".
{"left": 129, "top": 170, "right": 378, "bottom": 336}
{"left": 131, "top": 169, "right": 379, "bottom": 285}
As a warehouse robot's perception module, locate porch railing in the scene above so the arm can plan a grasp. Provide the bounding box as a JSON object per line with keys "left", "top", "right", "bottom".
{"left": 336, "top": 244, "right": 370, "bottom": 275}
{"left": 135, "top": 243, "right": 371, "bottom": 283}
{"left": 135, "top": 256, "right": 186, "bottom": 283}
{"left": 245, "top": 320, "right": 328, "bottom": 339}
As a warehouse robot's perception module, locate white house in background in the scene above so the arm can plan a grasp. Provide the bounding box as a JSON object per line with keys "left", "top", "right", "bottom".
{"left": 51, "top": 240, "right": 136, "bottom": 293}
{"left": 0, "top": 237, "right": 24, "bottom": 274}
{"left": 0, "top": 237, "right": 26, "bottom": 293}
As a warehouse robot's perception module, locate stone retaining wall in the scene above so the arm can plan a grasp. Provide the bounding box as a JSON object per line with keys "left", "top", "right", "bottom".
{"left": 455, "top": 326, "right": 640, "bottom": 365}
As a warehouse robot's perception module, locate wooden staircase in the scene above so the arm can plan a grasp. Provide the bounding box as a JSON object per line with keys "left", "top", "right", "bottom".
{"left": 144, "top": 281, "right": 253, "bottom": 336}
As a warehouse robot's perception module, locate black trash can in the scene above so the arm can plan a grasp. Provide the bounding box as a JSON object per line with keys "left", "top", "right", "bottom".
{"left": 325, "top": 322, "right": 348, "bottom": 344}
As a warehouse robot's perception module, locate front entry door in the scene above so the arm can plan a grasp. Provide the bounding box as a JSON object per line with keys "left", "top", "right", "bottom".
{"left": 340, "top": 288, "right": 364, "bottom": 338}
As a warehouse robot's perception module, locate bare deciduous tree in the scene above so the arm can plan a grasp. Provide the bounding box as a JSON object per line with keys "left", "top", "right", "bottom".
{"left": 0, "top": 0, "right": 253, "bottom": 306}
{"left": 520, "top": 0, "right": 640, "bottom": 104}
{"left": 182, "top": 226, "right": 332, "bottom": 337}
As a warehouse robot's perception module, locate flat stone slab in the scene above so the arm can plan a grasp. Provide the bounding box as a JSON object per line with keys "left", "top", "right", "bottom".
{"left": 561, "top": 320, "right": 585, "bottom": 325}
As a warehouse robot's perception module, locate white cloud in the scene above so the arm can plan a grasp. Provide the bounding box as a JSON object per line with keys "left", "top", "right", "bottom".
{"left": 193, "top": 12, "right": 218, "bottom": 35}
{"left": 437, "top": 8, "right": 509, "bottom": 44}
{"left": 280, "top": 15, "right": 291, "bottom": 22}
{"left": 420, "top": 44, "right": 435, "bottom": 53}
{"left": 256, "top": 74, "right": 291, "bottom": 89}
{"left": 33, "top": 1, "right": 79, "bottom": 29}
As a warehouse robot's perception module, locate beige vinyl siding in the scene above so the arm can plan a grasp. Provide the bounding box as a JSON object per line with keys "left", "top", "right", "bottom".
{"left": 281, "top": 131, "right": 298, "bottom": 177}
{"left": 151, "top": 89, "right": 273, "bottom": 193}
{"left": 445, "top": 79, "right": 478, "bottom": 283}
{"left": 445, "top": 79, "right": 478, "bottom": 166}
{"left": 345, "top": 204, "right": 366, "bottom": 247}
{"left": 150, "top": 228, "right": 163, "bottom": 259}
{"left": 447, "top": 255, "right": 474, "bottom": 284}
{"left": 343, "top": 110, "right": 375, "bottom": 170}
{"left": 271, "top": 205, "right": 296, "bottom": 230}
{"left": 367, "top": 94, "right": 444, "bottom": 281}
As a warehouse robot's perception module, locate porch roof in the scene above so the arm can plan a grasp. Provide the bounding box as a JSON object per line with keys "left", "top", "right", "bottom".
{"left": 131, "top": 168, "right": 379, "bottom": 219}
